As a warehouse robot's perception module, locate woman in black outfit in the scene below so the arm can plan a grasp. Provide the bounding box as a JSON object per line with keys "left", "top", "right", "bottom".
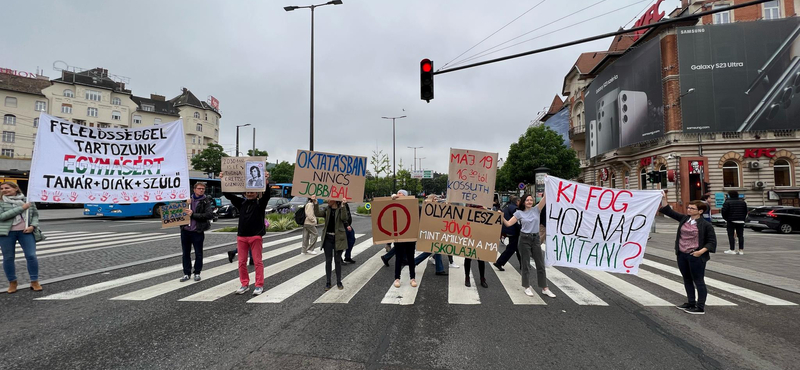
{"left": 659, "top": 193, "right": 717, "bottom": 315}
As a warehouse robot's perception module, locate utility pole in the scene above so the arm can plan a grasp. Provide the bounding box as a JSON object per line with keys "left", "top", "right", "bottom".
{"left": 408, "top": 146, "right": 423, "bottom": 172}
{"left": 382, "top": 115, "right": 406, "bottom": 193}
{"left": 252, "top": 127, "right": 256, "bottom": 155}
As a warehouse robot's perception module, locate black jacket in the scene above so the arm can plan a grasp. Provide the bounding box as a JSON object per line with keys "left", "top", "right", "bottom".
{"left": 182, "top": 196, "right": 215, "bottom": 233}
{"left": 721, "top": 198, "right": 748, "bottom": 222}
{"left": 223, "top": 192, "right": 271, "bottom": 237}
{"left": 501, "top": 202, "right": 521, "bottom": 236}
{"left": 660, "top": 205, "right": 717, "bottom": 261}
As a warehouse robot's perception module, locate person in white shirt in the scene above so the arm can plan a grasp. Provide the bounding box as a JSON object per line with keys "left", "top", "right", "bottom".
{"left": 501, "top": 193, "right": 555, "bottom": 298}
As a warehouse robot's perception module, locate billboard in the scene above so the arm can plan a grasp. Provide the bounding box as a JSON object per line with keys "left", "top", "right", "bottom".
{"left": 678, "top": 18, "right": 800, "bottom": 133}
{"left": 544, "top": 107, "right": 570, "bottom": 148}
{"left": 584, "top": 38, "right": 664, "bottom": 158}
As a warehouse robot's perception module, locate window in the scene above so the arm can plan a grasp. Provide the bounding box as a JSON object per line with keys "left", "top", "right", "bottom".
{"left": 723, "top": 160, "right": 741, "bottom": 188}
{"left": 1, "top": 149, "right": 14, "bottom": 158}
{"left": 112, "top": 111, "right": 121, "bottom": 120}
{"left": 142, "top": 104, "right": 154, "bottom": 112}
{"left": 133, "top": 115, "right": 142, "bottom": 124}
{"left": 610, "top": 172, "right": 616, "bottom": 188}
{"left": 35, "top": 101, "right": 47, "bottom": 111}
{"left": 623, "top": 171, "right": 630, "bottom": 189}
{"left": 764, "top": 1, "right": 780, "bottom": 20}
{"left": 194, "top": 112, "right": 200, "bottom": 119}
{"left": 2, "top": 131, "right": 15, "bottom": 143}
{"left": 640, "top": 167, "right": 648, "bottom": 190}
{"left": 196, "top": 123, "right": 202, "bottom": 132}
{"left": 774, "top": 159, "right": 792, "bottom": 187}
{"left": 87, "top": 107, "right": 98, "bottom": 117}
{"left": 63, "top": 89, "right": 74, "bottom": 98}
{"left": 61, "top": 104, "right": 72, "bottom": 114}
{"left": 112, "top": 97, "right": 121, "bottom": 105}
{"left": 3, "top": 114, "right": 15, "bottom": 125}
{"left": 204, "top": 113, "right": 208, "bottom": 121}
{"left": 214, "top": 128, "right": 219, "bottom": 137}
{"left": 154, "top": 118, "right": 162, "bottom": 125}
{"left": 33, "top": 118, "right": 38, "bottom": 127}
{"left": 98, "top": 123, "right": 110, "bottom": 128}
{"left": 713, "top": 4, "right": 731, "bottom": 24}
{"left": 192, "top": 136, "right": 196, "bottom": 144}
{"left": 85, "top": 90, "right": 101, "bottom": 101}
{"left": 4, "top": 97, "right": 17, "bottom": 107}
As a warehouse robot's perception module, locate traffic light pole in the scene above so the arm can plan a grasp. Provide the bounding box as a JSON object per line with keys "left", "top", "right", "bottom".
{"left": 651, "top": 158, "right": 657, "bottom": 234}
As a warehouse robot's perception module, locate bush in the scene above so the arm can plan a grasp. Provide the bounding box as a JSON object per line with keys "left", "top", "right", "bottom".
{"left": 268, "top": 216, "right": 297, "bottom": 232}
{"left": 214, "top": 226, "right": 238, "bottom": 232}
{"left": 357, "top": 205, "right": 371, "bottom": 215}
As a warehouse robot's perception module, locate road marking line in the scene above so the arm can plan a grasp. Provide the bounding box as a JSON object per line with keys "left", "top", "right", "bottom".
{"left": 493, "top": 259, "right": 547, "bottom": 305}
{"left": 642, "top": 259, "right": 797, "bottom": 306}
{"left": 636, "top": 269, "right": 736, "bottom": 306}
{"left": 22, "top": 234, "right": 174, "bottom": 258}
{"left": 36, "top": 233, "right": 139, "bottom": 249}
{"left": 449, "top": 256, "right": 480, "bottom": 305}
{"left": 248, "top": 240, "right": 373, "bottom": 303}
{"left": 547, "top": 267, "right": 608, "bottom": 306}
{"left": 315, "top": 249, "right": 385, "bottom": 304}
{"left": 580, "top": 269, "right": 672, "bottom": 306}
{"left": 381, "top": 255, "right": 427, "bottom": 306}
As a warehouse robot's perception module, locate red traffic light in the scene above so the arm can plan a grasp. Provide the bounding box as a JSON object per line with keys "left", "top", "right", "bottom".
{"left": 421, "top": 59, "right": 432, "bottom": 72}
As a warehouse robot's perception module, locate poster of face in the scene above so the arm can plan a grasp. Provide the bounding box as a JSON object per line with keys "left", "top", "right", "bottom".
{"left": 246, "top": 161, "right": 265, "bottom": 189}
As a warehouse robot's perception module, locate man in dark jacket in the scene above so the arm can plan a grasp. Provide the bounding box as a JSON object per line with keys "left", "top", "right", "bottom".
{"left": 222, "top": 171, "right": 271, "bottom": 296}
{"left": 179, "top": 182, "right": 215, "bottom": 282}
{"left": 493, "top": 195, "right": 521, "bottom": 271}
{"left": 721, "top": 190, "right": 748, "bottom": 255}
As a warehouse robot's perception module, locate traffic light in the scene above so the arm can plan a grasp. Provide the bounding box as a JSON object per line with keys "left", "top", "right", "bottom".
{"left": 654, "top": 172, "right": 662, "bottom": 184}
{"left": 420, "top": 59, "right": 434, "bottom": 103}
{"left": 647, "top": 171, "right": 656, "bottom": 183}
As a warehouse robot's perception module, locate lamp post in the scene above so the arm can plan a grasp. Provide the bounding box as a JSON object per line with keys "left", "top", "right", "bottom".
{"left": 381, "top": 115, "right": 406, "bottom": 193}
{"left": 408, "top": 146, "right": 423, "bottom": 172}
{"left": 235, "top": 123, "right": 250, "bottom": 157}
{"left": 285, "top": 0, "right": 344, "bottom": 151}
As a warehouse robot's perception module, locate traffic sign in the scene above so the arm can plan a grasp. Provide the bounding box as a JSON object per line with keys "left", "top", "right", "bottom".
{"left": 518, "top": 183, "right": 525, "bottom": 190}
{"left": 364, "top": 203, "right": 371, "bottom": 210}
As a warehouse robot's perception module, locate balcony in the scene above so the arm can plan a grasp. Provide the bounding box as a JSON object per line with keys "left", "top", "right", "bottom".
{"left": 569, "top": 124, "right": 585, "bottom": 139}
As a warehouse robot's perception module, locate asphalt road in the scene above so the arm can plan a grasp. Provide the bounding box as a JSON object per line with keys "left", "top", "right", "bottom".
{"left": 0, "top": 213, "right": 798, "bottom": 370}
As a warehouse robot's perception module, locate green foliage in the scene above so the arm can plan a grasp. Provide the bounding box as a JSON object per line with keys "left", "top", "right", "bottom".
{"left": 370, "top": 149, "right": 390, "bottom": 178}
{"left": 214, "top": 226, "right": 238, "bottom": 232}
{"left": 270, "top": 161, "right": 294, "bottom": 183}
{"left": 357, "top": 205, "right": 371, "bottom": 215}
{"left": 499, "top": 125, "right": 580, "bottom": 190}
{"left": 191, "top": 143, "right": 229, "bottom": 175}
{"left": 268, "top": 216, "right": 297, "bottom": 232}
{"left": 247, "top": 148, "right": 269, "bottom": 158}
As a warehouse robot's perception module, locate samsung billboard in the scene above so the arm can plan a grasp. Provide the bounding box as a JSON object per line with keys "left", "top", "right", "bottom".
{"left": 584, "top": 38, "right": 664, "bottom": 158}
{"left": 678, "top": 18, "right": 800, "bottom": 133}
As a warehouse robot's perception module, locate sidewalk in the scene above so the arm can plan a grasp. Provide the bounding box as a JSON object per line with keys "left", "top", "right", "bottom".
{"left": 647, "top": 216, "right": 800, "bottom": 294}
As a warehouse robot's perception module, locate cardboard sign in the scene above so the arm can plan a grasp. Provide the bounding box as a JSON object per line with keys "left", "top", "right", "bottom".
{"left": 221, "top": 156, "right": 267, "bottom": 193}
{"left": 292, "top": 150, "right": 367, "bottom": 201}
{"left": 160, "top": 202, "right": 190, "bottom": 229}
{"left": 446, "top": 148, "right": 498, "bottom": 208}
{"left": 544, "top": 176, "right": 662, "bottom": 275}
{"left": 370, "top": 196, "right": 419, "bottom": 244}
{"left": 417, "top": 202, "right": 502, "bottom": 262}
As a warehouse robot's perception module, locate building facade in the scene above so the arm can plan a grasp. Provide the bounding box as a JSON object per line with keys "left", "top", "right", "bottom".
{"left": 563, "top": 0, "right": 800, "bottom": 211}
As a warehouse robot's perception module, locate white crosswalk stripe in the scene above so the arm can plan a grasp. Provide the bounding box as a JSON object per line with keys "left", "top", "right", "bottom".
{"left": 315, "top": 249, "right": 385, "bottom": 304}
{"left": 636, "top": 269, "right": 736, "bottom": 306}
{"left": 547, "top": 267, "right": 608, "bottom": 306}
{"left": 580, "top": 269, "right": 673, "bottom": 306}
{"left": 493, "top": 260, "right": 547, "bottom": 305}
{"left": 381, "top": 257, "right": 427, "bottom": 306}
{"left": 448, "top": 256, "right": 480, "bottom": 305}
{"left": 2, "top": 231, "right": 175, "bottom": 262}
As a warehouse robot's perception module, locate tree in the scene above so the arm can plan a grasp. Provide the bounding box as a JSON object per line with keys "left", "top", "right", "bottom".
{"left": 370, "top": 149, "right": 389, "bottom": 178}
{"left": 191, "top": 143, "right": 228, "bottom": 175}
{"left": 500, "top": 125, "right": 580, "bottom": 187}
{"left": 270, "top": 161, "right": 294, "bottom": 183}
{"left": 247, "top": 148, "right": 269, "bottom": 158}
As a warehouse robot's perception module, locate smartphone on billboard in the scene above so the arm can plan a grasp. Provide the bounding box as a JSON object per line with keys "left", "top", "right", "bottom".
{"left": 595, "top": 88, "right": 619, "bottom": 154}
{"left": 588, "top": 119, "right": 598, "bottom": 158}
{"left": 739, "top": 56, "right": 800, "bottom": 131}
{"left": 618, "top": 90, "right": 648, "bottom": 147}
{"left": 745, "top": 22, "right": 800, "bottom": 95}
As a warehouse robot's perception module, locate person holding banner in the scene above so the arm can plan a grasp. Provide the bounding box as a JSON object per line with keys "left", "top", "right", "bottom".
{"left": 178, "top": 182, "right": 215, "bottom": 282}
{"left": 659, "top": 193, "right": 717, "bottom": 315}
{"left": 311, "top": 195, "right": 351, "bottom": 290}
{"left": 222, "top": 171, "right": 271, "bottom": 296}
{"left": 0, "top": 182, "right": 41, "bottom": 293}
{"left": 494, "top": 195, "right": 521, "bottom": 271}
{"left": 501, "top": 193, "right": 555, "bottom": 298}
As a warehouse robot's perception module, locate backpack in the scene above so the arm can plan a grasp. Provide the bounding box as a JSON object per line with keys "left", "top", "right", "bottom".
{"left": 294, "top": 206, "right": 307, "bottom": 225}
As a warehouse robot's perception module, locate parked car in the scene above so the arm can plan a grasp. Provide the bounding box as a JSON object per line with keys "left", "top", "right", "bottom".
{"left": 710, "top": 213, "right": 726, "bottom": 227}
{"left": 265, "top": 197, "right": 290, "bottom": 214}
{"left": 745, "top": 206, "right": 800, "bottom": 234}
{"left": 214, "top": 204, "right": 238, "bottom": 219}
{"left": 274, "top": 196, "right": 327, "bottom": 215}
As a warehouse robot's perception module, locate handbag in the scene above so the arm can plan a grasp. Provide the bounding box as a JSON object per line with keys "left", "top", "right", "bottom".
{"left": 33, "top": 226, "right": 46, "bottom": 242}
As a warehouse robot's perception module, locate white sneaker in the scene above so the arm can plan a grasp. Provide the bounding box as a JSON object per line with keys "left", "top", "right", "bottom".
{"left": 252, "top": 287, "right": 263, "bottom": 296}
{"left": 301, "top": 251, "right": 308, "bottom": 255}
{"left": 235, "top": 286, "right": 249, "bottom": 295}
{"left": 308, "top": 250, "right": 319, "bottom": 255}
{"left": 724, "top": 250, "right": 737, "bottom": 255}
{"left": 524, "top": 287, "right": 535, "bottom": 297}
{"left": 450, "top": 263, "right": 460, "bottom": 269}
{"left": 738, "top": 250, "right": 744, "bottom": 255}
{"left": 542, "top": 288, "right": 556, "bottom": 298}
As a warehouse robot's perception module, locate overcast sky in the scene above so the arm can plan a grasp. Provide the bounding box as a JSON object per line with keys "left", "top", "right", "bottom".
{"left": 1, "top": 0, "right": 680, "bottom": 174}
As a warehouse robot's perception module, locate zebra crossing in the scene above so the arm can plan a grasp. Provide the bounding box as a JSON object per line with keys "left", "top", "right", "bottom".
{"left": 33, "top": 233, "right": 799, "bottom": 308}
{"left": 1, "top": 230, "right": 178, "bottom": 262}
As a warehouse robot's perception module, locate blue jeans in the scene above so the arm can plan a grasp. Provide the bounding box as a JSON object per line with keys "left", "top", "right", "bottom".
{"left": 345, "top": 227, "right": 356, "bottom": 260}
{"left": 0, "top": 231, "right": 39, "bottom": 282}
{"left": 414, "top": 252, "right": 445, "bottom": 273}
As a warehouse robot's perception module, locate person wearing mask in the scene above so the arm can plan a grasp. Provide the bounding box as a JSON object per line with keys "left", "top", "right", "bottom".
{"left": 494, "top": 195, "right": 520, "bottom": 271}
{"left": 222, "top": 171, "right": 271, "bottom": 296}
{"left": 500, "top": 193, "right": 555, "bottom": 298}
{"left": 301, "top": 198, "right": 319, "bottom": 255}
{"left": 721, "top": 190, "right": 748, "bottom": 255}
{"left": 0, "top": 182, "right": 41, "bottom": 293}
{"left": 179, "top": 182, "right": 215, "bottom": 282}
{"left": 311, "top": 194, "right": 351, "bottom": 290}
{"left": 659, "top": 193, "right": 717, "bottom": 315}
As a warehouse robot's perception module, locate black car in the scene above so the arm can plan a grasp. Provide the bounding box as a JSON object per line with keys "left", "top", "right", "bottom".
{"left": 265, "top": 197, "right": 290, "bottom": 214}
{"left": 213, "top": 204, "right": 238, "bottom": 219}
{"left": 274, "top": 196, "right": 327, "bottom": 215}
{"left": 745, "top": 206, "right": 800, "bottom": 234}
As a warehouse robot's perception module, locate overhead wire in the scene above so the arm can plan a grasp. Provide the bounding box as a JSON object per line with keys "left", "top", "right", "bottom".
{"left": 439, "top": 0, "right": 547, "bottom": 71}
{"left": 623, "top": 0, "right": 658, "bottom": 28}
{"left": 444, "top": 0, "right": 651, "bottom": 70}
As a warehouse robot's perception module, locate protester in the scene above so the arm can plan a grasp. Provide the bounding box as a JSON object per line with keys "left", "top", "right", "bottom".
{"left": 494, "top": 195, "right": 521, "bottom": 271}
{"left": 222, "top": 171, "right": 271, "bottom": 296}
{"left": 179, "top": 182, "right": 215, "bottom": 282}
{"left": 380, "top": 190, "right": 411, "bottom": 267}
{"left": 721, "top": 190, "right": 747, "bottom": 255}
{"left": 389, "top": 190, "right": 418, "bottom": 288}
{"left": 700, "top": 194, "right": 712, "bottom": 223}
{"left": 464, "top": 203, "right": 490, "bottom": 288}
{"left": 0, "top": 182, "right": 41, "bottom": 293}
{"left": 344, "top": 222, "right": 357, "bottom": 264}
{"left": 311, "top": 194, "right": 351, "bottom": 290}
{"left": 301, "top": 198, "right": 319, "bottom": 255}
{"left": 659, "top": 193, "right": 717, "bottom": 315}
{"left": 500, "top": 193, "right": 555, "bottom": 298}
{"left": 412, "top": 195, "right": 447, "bottom": 275}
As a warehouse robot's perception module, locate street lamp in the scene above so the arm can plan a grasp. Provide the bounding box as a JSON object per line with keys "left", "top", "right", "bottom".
{"left": 408, "top": 146, "right": 423, "bottom": 172}
{"left": 284, "top": 0, "right": 344, "bottom": 151}
{"left": 235, "top": 124, "right": 250, "bottom": 157}
{"left": 381, "top": 115, "right": 406, "bottom": 193}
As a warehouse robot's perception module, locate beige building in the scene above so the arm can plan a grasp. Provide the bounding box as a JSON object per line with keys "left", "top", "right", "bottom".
{"left": 0, "top": 67, "right": 220, "bottom": 167}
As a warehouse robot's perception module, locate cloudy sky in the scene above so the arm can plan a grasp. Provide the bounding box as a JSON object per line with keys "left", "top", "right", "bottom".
{"left": 1, "top": 0, "right": 680, "bottom": 174}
